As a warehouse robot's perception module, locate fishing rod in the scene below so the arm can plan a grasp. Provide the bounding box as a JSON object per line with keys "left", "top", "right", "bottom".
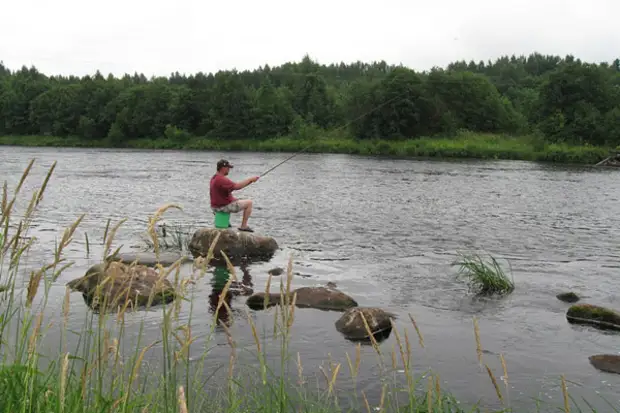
{"left": 259, "top": 87, "right": 413, "bottom": 177}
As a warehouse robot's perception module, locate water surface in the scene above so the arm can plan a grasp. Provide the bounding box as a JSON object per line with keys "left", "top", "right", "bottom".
{"left": 2, "top": 145, "right": 620, "bottom": 412}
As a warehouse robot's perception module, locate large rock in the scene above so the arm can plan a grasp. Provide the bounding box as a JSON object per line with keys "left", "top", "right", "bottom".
{"left": 566, "top": 303, "right": 620, "bottom": 331}
{"left": 335, "top": 307, "right": 396, "bottom": 342}
{"left": 188, "top": 228, "right": 278, "bottom": 264}
{"left": 66, "top": 261, "right": 178, "bottom": 313}
{"left": 589, "top": 354, "right": 620, "bottom": 375}
{"left": 246, "top": 283, "right": 357, "bottom": 311}
{"left": 106, "top": 251, "right": 191, "bottom": 267}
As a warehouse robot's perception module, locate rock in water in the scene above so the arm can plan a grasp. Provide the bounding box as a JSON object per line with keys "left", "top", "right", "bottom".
{"left": 107, "top": 251, "right": 191, "bottom": 267}
{"left": 246, "top": 284, "right": 358, "bottom": 311}
{"left": 589, "top": 354, "right": 620, "bottom": 374}
{"left": 556, "top": 292, "right": 580, "bottom": 303}
{"left": 66, "top": 261, "right": 178, "bottom": 313}
{"left": 293, "top": 286, "right": 358, "bottom": 310}
{"left": 335, "top": 307, "right": 396, "bottom": 342}
{"left": 566, "top": 303, "right": 620, "bottom": 331}
{"left": 188, "top": 228, "right": 278, "bottom": 264}
{"left": 267, "top": 267, "right": 284, "bottom": 276}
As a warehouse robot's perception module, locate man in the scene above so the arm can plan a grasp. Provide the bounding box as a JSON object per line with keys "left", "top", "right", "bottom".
{"left": 210, "top": 159, "right": 259, "bottom": 232}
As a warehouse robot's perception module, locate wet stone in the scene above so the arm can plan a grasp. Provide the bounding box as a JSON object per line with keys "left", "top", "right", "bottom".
{"left": 107, "top": 251, "right": 191, "bottom": 267}
{"left": 556, "top": 291, "right": 580, "bottom": 303}
{"left": 267, "top": 267, "right": 284, "bottom": 276}
{"left": 589, "top": 354, "right": 620, "bottom": 375}
{"left": 246, "top": 283, "right": 357, "bottom": 311}
{"left": 334, "top": 307, "right": 396, "bottom": 342}
{"left": 566, "top": 303, "right": 620, "bottom": 331}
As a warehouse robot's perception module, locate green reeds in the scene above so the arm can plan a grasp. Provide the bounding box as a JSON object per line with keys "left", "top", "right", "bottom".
{"left": 454, "top": 252, "right": 515, "bottom": 296}
{"left": 140, "top": 222, "right": 193, "bottom": 253}
{"left": 0, "top": 159, "right": 615, "bottom": 413}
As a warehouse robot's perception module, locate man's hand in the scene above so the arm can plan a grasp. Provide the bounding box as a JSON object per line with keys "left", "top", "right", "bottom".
{"left": 235, "top": 176, "right": 260, "bottom": 190}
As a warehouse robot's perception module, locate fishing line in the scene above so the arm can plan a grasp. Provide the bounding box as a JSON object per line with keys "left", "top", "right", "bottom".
{"left": 259, "top": 87, "right": 412, "bottom": 177}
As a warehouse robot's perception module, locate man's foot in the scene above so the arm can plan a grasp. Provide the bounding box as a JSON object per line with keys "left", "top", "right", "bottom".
{"left": 238, "top": 226, "right": 254, "bottom": 233}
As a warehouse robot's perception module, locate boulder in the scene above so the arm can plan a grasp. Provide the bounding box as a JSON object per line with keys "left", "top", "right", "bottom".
{"left": 66, "top": 261, "right": 178, "bottom": 313}
{"left": 589, "top": 354, "right": 620, "bottom": 375}
{"left": 566, "top": 303, "right": 620, "bottom": 331}
{"left": 335, "top": 307, "right": 396, "bottom": 342}
{"left": 556, "top": 291, "right": 580, "bottom": 303}
{"left": 106, "top": 251, "right": 191, "bottom": 267}
{"left": 246, "top": 283, "right": 357, "bottom": 311}
{"left": 188, "top": 228, "right": 278, "bottom": 264}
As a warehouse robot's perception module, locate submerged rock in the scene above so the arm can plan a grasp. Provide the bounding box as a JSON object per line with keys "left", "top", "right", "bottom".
{"left": 66, "top": 261, "right": 178, "bottom": 313}
{"left": 106, "top": 251, "right": 191, "bottom": 267}
{"left": 246, "top": 283, "right": 357, "bottom": 311}
{"left": 589, "top": 354, "right": 620, "bottom": 374}
{"left": 335, "top": 307, "right": 396, "bottom": 342}
{"left": 188, "top": 228, "right": 278, "bottom": 264}
{"left": 566, "top": 303, "right": 620, "bottom": 331}
{"left": 556, "top": 291, "right": 580, "bottom": 303}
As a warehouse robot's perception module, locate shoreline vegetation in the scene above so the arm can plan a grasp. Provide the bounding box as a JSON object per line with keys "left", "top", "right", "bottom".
{"left": 0, "top": 132, "right": 612, "bottom": 165}
{"left": 0, "top": 52, "right": 619, "bottom": 166}
{"left": 1, "top": 161, "right": 618, "bottom": 412}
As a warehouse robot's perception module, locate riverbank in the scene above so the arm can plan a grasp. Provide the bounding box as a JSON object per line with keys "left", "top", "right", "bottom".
{"left": 0, "top": 132, "right": 611, "bottom": 165}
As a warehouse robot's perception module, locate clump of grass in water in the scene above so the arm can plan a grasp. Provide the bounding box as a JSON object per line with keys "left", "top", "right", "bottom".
{"left": 0, "top": 159, "right": 616, "bottom": 413}
{"left": 455, "top": 252, "right": 515, "bottom": 296}
{"left": 140, "top": 221, "right": 193, "bottom": 253}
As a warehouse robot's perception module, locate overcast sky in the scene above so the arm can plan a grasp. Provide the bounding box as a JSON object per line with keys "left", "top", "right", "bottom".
{"left": 1, "top": 0, "right": 618, "bottom": 77}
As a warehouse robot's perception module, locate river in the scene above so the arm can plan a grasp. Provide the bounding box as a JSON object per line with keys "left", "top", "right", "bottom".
{"left": 2, "top": 145, "right": 620, "bottom": 412}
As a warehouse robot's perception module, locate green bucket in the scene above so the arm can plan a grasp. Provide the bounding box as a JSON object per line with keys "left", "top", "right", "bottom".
{"left": 214, "top": 211, "right": 231, "bottom": 229}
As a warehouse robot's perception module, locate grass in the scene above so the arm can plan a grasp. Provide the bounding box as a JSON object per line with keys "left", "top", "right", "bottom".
{"left": 0, "top": 159, "right": 617, "bottom": 413}
{"left": 454, "top": 253, "right": 515, "bottom": 296}
{"left": 0, "top": 130, "right": 612, "bottom": 165}
{"left": 139, "top": 221, "right": 194, "bottom": 253}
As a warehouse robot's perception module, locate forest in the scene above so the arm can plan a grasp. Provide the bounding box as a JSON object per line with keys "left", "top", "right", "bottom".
{"left": 0, "top": 53, "right": 619, "bottom": 150}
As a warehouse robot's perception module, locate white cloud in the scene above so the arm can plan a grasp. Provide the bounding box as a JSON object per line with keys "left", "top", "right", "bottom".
{"left": 1, "top": 0, "right": 618, "bottom": 77}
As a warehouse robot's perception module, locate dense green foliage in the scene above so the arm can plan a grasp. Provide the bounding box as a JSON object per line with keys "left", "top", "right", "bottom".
{"left": 0, "top": 53, "right": 619, "bottom": 148}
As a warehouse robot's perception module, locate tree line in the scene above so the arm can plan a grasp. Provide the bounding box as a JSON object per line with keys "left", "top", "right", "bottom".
{"left": 0, "top": 53, "right": 619, "bottom": 147}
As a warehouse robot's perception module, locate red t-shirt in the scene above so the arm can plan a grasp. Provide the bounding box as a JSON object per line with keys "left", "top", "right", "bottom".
{"left": 210, "top": 174, "right": 236, "bottom": 207}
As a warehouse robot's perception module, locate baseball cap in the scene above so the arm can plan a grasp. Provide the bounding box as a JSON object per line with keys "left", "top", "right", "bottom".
{"left": 217, "top": 159, "right": 234, "bottom": 170}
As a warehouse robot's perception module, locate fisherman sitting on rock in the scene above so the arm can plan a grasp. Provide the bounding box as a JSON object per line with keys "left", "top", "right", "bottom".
{"left": 210, "top": 159, "right": 259, "bottom": 232}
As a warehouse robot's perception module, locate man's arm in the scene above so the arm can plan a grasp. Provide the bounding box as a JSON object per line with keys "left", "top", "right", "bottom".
{"left": 232, "top": 176, "right": 259, "bottom": 190}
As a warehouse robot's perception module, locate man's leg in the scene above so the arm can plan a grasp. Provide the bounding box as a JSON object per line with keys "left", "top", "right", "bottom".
{"left": 235, "top": 199, "right": 253, "bottom": 231}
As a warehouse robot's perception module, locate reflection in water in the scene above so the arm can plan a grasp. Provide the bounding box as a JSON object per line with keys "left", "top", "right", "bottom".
{"left": 208, "top": 263, "right": 254, "bottom": 326}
